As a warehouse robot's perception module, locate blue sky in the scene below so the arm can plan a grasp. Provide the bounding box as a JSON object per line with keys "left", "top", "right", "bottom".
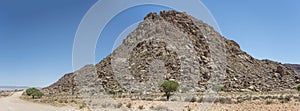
{"left": 0, "top": 0, "right": 299, "bottom": 87}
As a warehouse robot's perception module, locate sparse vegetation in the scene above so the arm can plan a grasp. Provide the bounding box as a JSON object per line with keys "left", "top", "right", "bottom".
{"left": 138, "top": 105, "right": 144, "bottom": 110}
{"left": 296, "top": 84, "right": 300, "bottom": 92}
{"left": 181, "top": 87, "right": 190, "bottom": 93}
{"left": 150, "top": 105, "right": 171, "bottom": 111}
{"left": 25, "top": 88, "right": 44, "bottom": 99}
{"left": 101, "top": 102, "right": 111, "bottom": 108}
{"left": 190, "top": 97, "right": 197, "bottom": 102}
{"left": 108, "top": 90, "right": 116, "bottom": 95}
{"left": 79, "top": 103, "right": 87, "bottom": 109}
{"left": 212, "top": 85, "right": 225, "bottom": 92}
{"left": 218, "top": 97, "right": 233, "bottom": 104}
{"left": 160, "top": 80, "right": 179, "bottom": 100}
{"left": 117, "top": 89, "right": 124, "bottom": 94}
{"left": 131, "top": 90, "right": 144, "bottom": 95}
{"left": 126, "top": 103, "right": 132, "bottom": 108}
{"left": 0, "top": 91, "right": 13, "bottom": 98}
{"left": 114, "top": 103, "right": 122, "bottom": 108}
{"left": 184, "top": 97, "right": 197, "bottom": 102}
{"left": 265, "top": 100, "right": 273, "bottom": 105}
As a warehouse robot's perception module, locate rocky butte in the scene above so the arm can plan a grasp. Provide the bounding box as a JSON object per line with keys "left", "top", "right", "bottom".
{"left": 43, "top": 10, "right": 300, "bottom": 97}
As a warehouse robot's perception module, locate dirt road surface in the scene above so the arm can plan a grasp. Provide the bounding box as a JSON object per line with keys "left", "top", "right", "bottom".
{"left": 0, "top": 91, "right": 77, "bottom": 111}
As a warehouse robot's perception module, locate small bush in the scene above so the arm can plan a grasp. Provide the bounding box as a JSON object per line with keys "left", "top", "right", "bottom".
{"left": 151, "top": 106, "right": 171, "bottom": 111}
{"left": 150, "top": 106, "right": 154, "bottom": 109}
{"left": 131, "top": 90, "right": 144, "bottom": 95}
{"left": 271, "top": 96, "right": 278, "bottom": 99}
{"left": 58, "top": 99, "right": 63, "bottom": 103}
{"left": 108, "top": 90, "right": 116, "bottom": 95}
{"left": 252, "top": 96, "right": 260, "bottom": 100}
{"left": 159, "top": 97, "right": 167, "bottom": 101}
{"left": 79, "top": 103, "right": 86, "bottom": 109}
{"left": 212, "top": 85, "right": 225, "bottom": 92}
{"left": 145, "top": 98, "right": 153, "bottom": 101}
{"left": 283, "top": 95, "right": 293, "bottom": 102}
{"left": 25, "top": 88, "right": 44, "bottom": 99}
{"left": 114, "top": 103, "right": 122, "bottom": 108}
{"left": 184, "top": 97, "right": 197, "bottom": 102}
{"left": 296, "top": 84, "right": 300, "bottom": 92}
{"left": 138, "top": 105, "right": 144, "bottom": 110}
{"left": 265, "top": 100, "right": 273, "bottom": 105}
{"left": 265, "top": 96, "right": 272, "bottom": 99}
{"left": 218, "top": 97, "right": 233, "bottom": 104}
{"left": 126, "top": 103, "right": 132, "bottom": 108}
{"left": 170, "top": 98, "right": 177, "bottom": 101}
{"left": 0, "top": 92, "right": 11, "bottom": 97}
{"left": 197, "top": 97, "right": 203, "bottom": 103}
{"left": 190, "top": 97, "right": 197, "bottom": 102}
{"left": 181, "top": 87, "right": 190, "bottom": 93}
{"left": 200, "top": 97, "right": 215, "bottom": 103}
{"left": 101, "top": 103, "right": 111, "bottom": 108}
{"left": 117, "top": 90, "right": 124, "bottom": 95}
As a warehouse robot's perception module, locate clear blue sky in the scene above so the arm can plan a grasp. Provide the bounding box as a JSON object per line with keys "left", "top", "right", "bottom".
{"left": 0, "top": 0, "right": 299, "bottom": 87}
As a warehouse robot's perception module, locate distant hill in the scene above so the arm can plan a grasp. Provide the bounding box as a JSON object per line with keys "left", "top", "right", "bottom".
{"left": 284, "top": 64, "right": 300, "bottom": 73}
{"left": 0, "top": 86, "right": 29, "bottom": 91}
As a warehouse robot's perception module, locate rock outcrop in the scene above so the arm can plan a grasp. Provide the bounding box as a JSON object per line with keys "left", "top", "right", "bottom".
{"left": 44, "top": 10, "right": 300, "bottom": 96}
{"left": 43, "top": 73, "right": 76, "bottom": 95}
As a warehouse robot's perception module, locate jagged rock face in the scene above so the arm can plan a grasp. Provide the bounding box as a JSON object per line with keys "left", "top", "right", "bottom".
{"left": 44, "top": 10, "right": 300, "bottom": 95}
{"left": 43, "top": 73, "right": 77, "bottom": 95}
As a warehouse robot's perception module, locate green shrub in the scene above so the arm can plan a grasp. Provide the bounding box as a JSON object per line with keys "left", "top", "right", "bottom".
{"left": 160, "top": 80, "right": 179, "bottom": 100}
{"left": 25, "top": 88, "right": 44, "bottom": 99}
{"left": 117, "top": 89, "right": 124, "bottom": 94}
{"left": 296, "top": 84, "right": 300, "bottom": 92}
{"left": 108, "top": 90, "right": 116, "bottom": 95}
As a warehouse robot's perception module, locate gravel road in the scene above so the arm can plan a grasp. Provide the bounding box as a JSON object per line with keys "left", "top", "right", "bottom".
{"left": 0, "top": 91, "right": 77, "bottom": 111}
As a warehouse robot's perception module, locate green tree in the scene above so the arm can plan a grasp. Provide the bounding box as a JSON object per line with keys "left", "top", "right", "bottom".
{"left": 25, "top": 88, "right": 44, "bottom": 99}
{"left": 160, "top": 80, "right": 179, "bottom": 100}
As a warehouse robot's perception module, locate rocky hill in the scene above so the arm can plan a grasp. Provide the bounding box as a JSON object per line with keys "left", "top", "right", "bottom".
{"left": 43, "top": 10, "right": 300, "bottom": 96}
{"left": 284, "top": 64, "right": 300, "bottom": 73}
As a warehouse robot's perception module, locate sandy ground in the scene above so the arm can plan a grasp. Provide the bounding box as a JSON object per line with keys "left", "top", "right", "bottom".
{"left": 210, "top": 102, "right": 300, "bottom": 111}
{"left": 92, "top": 98, "right": 300, "bottom": 111}
{"left": 0, "top": 91, "right": 77, "bottom": 111}
{"left": 5, "top": 91, "right": 298, "bottom": 111}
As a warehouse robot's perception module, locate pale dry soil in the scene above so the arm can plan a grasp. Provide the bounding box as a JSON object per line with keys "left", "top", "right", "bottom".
{"left": 210, "top": 102, "right": 300, "bottom": 111}
{"left": 0, "top": 91, "right": 78, "bottom": 111}
{"left": 90, "top": 98, "right": 300, "bottom": 111}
